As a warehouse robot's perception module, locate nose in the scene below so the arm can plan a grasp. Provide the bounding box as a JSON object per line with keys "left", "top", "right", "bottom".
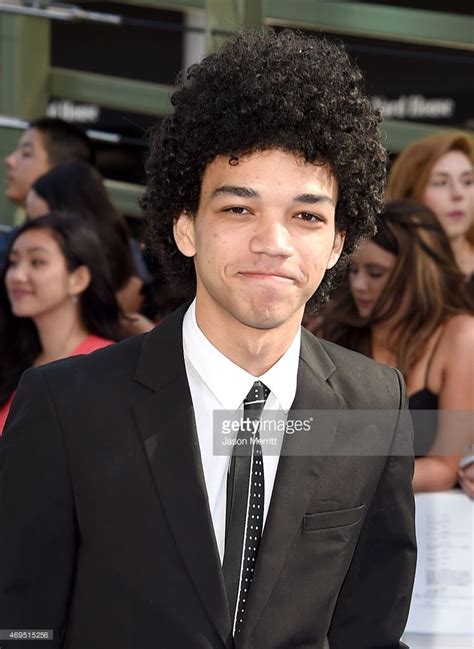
{"left": 6, "top": 262, "right": 28, "bottom": 284}
{"left": 450, "top": 180, "right": 465, "bottom": 201}
{"left": 349, "top": 270, "right": 368, "bottom": 293}
{"left": 249, "top": 215, "right": 294, "bottom": 258}
{"left": 5, "top": 151, "right": 16, "bottom": 168}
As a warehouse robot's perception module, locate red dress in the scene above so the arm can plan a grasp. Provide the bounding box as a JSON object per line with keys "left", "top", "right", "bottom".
{"left": 0, "top": 334, "right": 113, "bottom": 435}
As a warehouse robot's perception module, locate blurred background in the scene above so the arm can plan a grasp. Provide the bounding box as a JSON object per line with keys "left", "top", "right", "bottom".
{"left": 1, "top": 0, "right": 473, "bottom": 236}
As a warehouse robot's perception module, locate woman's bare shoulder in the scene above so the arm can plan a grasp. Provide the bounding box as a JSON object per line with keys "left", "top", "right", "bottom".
{"left": 442, "top": 314, "right": 474, "bottom": 342}
{"left": 436, "top": 315, "right": 474, "bottom": 373}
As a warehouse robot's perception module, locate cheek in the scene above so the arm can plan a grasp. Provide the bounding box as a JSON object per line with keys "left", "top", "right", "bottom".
{"left": 198, "top": 230, "right": 240, "bottom": 270}
{"left": 422, "top": 188, "right": 446, "bottom": 216}
{"left": 16, "top": 164, "right": 35, "bottom": 190}
{"left": 372, "top": 276, "right": 390, "bottom": 298}
{"left": 371, "top": 279, "right": 382, "bottom": 297}
{"left": 306, "top": 244, "right": 332, "bottom": 276}
{"left": 4, "top": 271, "right": 14, "bottom": 290}
{"left": 23, "top": 158, "right": 48, "bottom": 184}
{"left": 37, "top": 266, "right": 69, "bottom": 291}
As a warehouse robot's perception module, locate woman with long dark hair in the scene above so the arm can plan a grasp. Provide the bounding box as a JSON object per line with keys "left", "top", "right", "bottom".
{"left": 0, "top": 213, "right": 123, "bottom": 432}
{"left": 321, "top": 199, "right": 474, "bottom": 492}
{"left": 25, "top": 160, "right": 150, "bottom": 317}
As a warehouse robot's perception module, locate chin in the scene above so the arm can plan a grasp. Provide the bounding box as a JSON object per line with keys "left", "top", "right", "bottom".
{"left": 236, "top": 301, "right": 302, "bottom": 331}
{"left": 5, "top": 189, "right": 18, "bottom": 202}
{"left": 10, "top": 306, "right": 34, "bottom": 318}
{"left": 440, "top": 219, "right": 470, "bottom": 240}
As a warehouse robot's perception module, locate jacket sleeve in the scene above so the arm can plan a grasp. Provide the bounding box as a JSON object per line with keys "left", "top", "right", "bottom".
{"left": 328, "top": 368, "right": 417, "bottom": 649}
{"left": 0, "top": 368, "right": 77, "bottom": 648}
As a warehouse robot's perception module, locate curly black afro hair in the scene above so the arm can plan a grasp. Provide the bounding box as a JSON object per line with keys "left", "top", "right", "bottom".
{"left": 144, "top": 28, "right": 387, "bottom": 312}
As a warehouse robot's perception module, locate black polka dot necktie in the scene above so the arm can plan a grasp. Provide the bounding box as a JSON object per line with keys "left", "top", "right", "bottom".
{"left": 222, "top": 380, "right": 270, "bottom": 636}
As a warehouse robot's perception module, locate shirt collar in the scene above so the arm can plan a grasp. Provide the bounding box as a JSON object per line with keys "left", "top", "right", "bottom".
{"left": 182, "top": 300, "right": 301, "bottom": 412}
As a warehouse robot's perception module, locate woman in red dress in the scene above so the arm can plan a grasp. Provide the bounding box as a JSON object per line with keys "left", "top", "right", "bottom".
{"left": 0, "top": 212, "right": 122, "bottom": 433}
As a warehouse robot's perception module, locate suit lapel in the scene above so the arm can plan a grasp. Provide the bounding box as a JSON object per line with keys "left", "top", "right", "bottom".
{"left": 237, "top": 331, "right": 343, "bottom": 648}
{"left": 131, "top": 313, "right": 342, "bottom": 648}
{"left": 132, "top": 307, "right": 233, "bottom": 648}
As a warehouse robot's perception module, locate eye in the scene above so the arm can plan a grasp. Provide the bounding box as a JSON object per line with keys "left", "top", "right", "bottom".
{"left": 462, "top": 177, "right": 474, "bottom": 187}
{"left": 431, "top": 179, "right": 447, "bottom": 187}
{"left": 369, "top": 272, "right": 384, "bottom": 279}
{"left": 347, "top": 264, "right": 357, "bottom": 274}
{"left": 295, "top": 212, "right": 323, "bottom": 223}
{"left": 367, "top": 269, "right": 387, "bottom": 279}
{"left": 31, "top": 259, "right": 46, "bottom": 267}
{"left": 223, "top": 206, "right": 251, "bottom": 215}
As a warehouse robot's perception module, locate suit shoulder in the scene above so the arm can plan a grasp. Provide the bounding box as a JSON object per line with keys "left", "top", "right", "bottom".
{"left": 318, "top": 336, "right": 395, "bottom": 376}
{"left": 307, "top": 333, "right": 403, "bottom": 408}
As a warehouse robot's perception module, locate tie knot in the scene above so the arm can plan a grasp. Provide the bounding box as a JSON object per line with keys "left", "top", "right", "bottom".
{"left": 244, "top": 381, "right": 270, "bottom": 409}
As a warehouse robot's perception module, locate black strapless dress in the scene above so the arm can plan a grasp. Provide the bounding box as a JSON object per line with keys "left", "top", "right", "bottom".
{"left": 409, "top": 388, "right": 439, "bottom": 457}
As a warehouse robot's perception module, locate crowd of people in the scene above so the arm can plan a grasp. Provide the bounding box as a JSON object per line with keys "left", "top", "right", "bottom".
{"left": 0, "top": 28, "right": 471, "bottom": 646}
{"left": 1, "top": 116, "right": 473, "bottom": 496}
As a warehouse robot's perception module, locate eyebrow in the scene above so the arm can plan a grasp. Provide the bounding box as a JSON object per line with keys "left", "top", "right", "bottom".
{"left": 432, "top": 170, "right": 473, "bottom": 177}
{"left": 294, "top": 193, "right": 335, "bottom": 207}
{"left": 212, "top": 185, "right": 259, "bottom": 199}
{"left": 10, "top": 246, "right": 49, "bottom": 255}
{"left": 365, "top": 263, "right": 390, "bottom": 270}
{"left": 212, "top": 185, "right": 335, "bottom": 205}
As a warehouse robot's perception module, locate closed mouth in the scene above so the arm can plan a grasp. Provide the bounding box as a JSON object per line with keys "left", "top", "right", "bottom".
{"left": 10, "top": 289, "right": 34, "bottom": 299}
{"left": 355, "top": 298, "right": 372, "bottom": 309}
{"left": 239, "top": 271, "right": 295, "bottom": 281}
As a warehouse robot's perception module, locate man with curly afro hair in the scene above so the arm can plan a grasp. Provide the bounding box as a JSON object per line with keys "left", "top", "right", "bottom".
{"left": 0, "top": 29, "right": 415, "bottom": 649}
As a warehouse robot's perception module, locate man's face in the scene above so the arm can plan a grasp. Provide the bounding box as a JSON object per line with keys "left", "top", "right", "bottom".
{"left": 174, "top": 149, "right": 344, "bottom": 333}
{"left": 4, "top": 128, "right": 51, "bottom": 206}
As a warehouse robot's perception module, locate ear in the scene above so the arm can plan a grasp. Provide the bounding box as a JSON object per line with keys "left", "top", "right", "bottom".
{"left": 173, "top": 212, "right": 197, "bottom": 258}
{"left": 68, "top": 265, "right": 91, "bottom": 298}
{"left": 327, "top": 230, "right": 345, "bottom": 269}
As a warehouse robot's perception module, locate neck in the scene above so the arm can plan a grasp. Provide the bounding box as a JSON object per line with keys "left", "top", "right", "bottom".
{"left": 194, "top": 300, "right": 302, "bottom": 376}
{"left": 370, "top": 319, "right": 399, "bottom": 363}
{"left": 33, "top": 302, "right": 89, "bottom": 366}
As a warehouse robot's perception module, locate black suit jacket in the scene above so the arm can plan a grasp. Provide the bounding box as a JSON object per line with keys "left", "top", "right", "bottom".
{"left": 0, "top": 305, "right": 416, "bottom": 648}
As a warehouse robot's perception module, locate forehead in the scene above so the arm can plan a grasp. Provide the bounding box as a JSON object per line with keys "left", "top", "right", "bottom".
{"left": 200, "top": 149, "right": 338, "bottom": 201}
{"left": 352, "top": 239, "right": 397, "bottom": 266}
{"left": 12, "top": 228, "right": 61, "bottom": 254}
{"left": 430, "top": 150, "right": 473, "bottom": 174}
{"left": 19, "top": 128, "right": 47, "bottom": 152}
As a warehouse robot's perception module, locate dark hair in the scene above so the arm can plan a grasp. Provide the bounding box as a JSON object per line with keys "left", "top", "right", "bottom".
{"left": 321, "top": 199, "right": 473, "bottom": 378}
{"left": 29, "top": 117, "right": 94, "bottom": 166}
{"left": 144, "top": 29, "right": 387, "bottom": 311}
{"left": 0, "top": 213, "right": 123, "bottom": 407}
{"left": 31, "top": 161, "right": 135, "bottom": 291}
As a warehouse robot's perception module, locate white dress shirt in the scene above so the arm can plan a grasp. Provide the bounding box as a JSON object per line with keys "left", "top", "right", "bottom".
{"left": 182, "top": 300, "right": 300, "bottom": 563}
